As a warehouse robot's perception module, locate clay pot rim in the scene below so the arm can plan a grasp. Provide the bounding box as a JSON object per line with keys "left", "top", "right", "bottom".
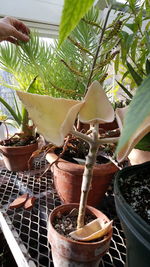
{"left": 46, "top": 152, "right": 118, "bottom": 173}
{"left": 0, "top": 140, "right": 38, "bottom": 150}
{"left": 48, "top": 203, "right": 113, "bottom": 245}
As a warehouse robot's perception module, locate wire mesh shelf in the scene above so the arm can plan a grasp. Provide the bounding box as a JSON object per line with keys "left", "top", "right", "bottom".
{"left": 0, "top": 157, "right": 126, "bottom": 267}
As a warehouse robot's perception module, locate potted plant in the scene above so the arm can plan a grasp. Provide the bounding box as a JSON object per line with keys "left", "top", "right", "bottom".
{"left": 12, "top": 1, "right": 132, "bottom": 265}
{"left": 115, "top": 74, "right": 150, "bottom": 267}
{"left": 17, "top": 76, "right": 119, "bottom": 266}
{"left": 46, "top": 135, "right": 119, "bottom": 207}
{"left": 0, "top": 34, "right": 56, "bottom": 171}
{"left": 43, "top": 4, "right": 126, "bottom": 206}
{"left": 113, "top": 1, "right": 150, "bottom": 263}
{"left": 0, "top": 80, "right": 38, "bottom": 171}
{"left": 114, "top": 0, "right": 150, "bottom": 166}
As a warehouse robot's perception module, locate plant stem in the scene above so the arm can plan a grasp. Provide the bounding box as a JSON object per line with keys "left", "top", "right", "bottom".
{"left": 3, "top": 122, "right": 9, "bottom": 139}
{"left": 71, "top": 129, "right": 93, "bottom": 144}
{"left": 86, "top": 5, "right": 112, "bottom": 91}
{"left": 77, "top": 123, "right": 99, "bottom": 229}
{"left": 21, "top": 107, "right": 32, "bottom": 136}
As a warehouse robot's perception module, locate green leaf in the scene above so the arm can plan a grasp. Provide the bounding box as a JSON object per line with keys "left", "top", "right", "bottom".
{"left": 146, "top": 59, "right": 150, "bottom": 75}
{"left": 14, "top": 94, "right": 22, "bottom": 121}
{"left": 116, "top": 80, "right": 133, "bottom": 99}
{"left": 135, "top": 132, "right": 150, "bottom": 151}
{"left": 126, "top": 61, "right": 143, "bottom": 86}
{"left": 116, "top": 75, "right": 150, "bottom": 154}
{"left": 121, "top": 70, "right": 129, "bottom": 81}
{"left": 59, "top": 0, "right": 95, "bottom": 47}
{"left": 125, "top": 23, "right": 137, "bottom": 32}
{"left": 126, "top": 34, "right": 134, "bottom": 53}
{"left": 120, "top": 31, "right": 129, "bottom": 64}
{"left": 26, "top": 76, "right": 38, "bottom": 93}
{"left": 145, "top": 31, "right": 150, "bottom": 52}
{"left": 114, "top": 53, "right": 120, "bottom": 74}
{"left": 0, "top": 96, "right": 21, "bottom": 126}
{"left": 130, "top": 37, "right": 138, "bottom": 62}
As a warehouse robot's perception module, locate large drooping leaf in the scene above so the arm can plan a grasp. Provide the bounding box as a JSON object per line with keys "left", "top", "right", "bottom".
{"left": 17, "top": 81, "right": 114, "bottom": 146}
{"left": 116, "top": 75, "right": 150, "bottom": 161}
{"left": 59, "top": 0, "right": 95, "bottom": 46}
{"left": 17, "top": 91, "right": 84, "bottom": 146}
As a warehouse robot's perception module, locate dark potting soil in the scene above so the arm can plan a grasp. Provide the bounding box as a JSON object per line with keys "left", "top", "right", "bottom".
{"left": 53, "top": 208, "right": 98, "bottom": 240}
{"left": 119, "top": 169, "right": 150, "bottom": 224}
{"left": 0, "top": 135, "right": 37, "bottom": 147}
{"left": 54, "top": 136, "right": 116, "bottom": 165}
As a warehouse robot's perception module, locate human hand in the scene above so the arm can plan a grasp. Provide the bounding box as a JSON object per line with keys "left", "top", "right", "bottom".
{"left": 0, "top": 16, "right": 30, "bottom": 44}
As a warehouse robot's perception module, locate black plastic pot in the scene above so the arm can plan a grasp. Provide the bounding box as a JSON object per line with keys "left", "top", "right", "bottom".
{"left": 114, "top": 162, "right": 150, "bottom": 267}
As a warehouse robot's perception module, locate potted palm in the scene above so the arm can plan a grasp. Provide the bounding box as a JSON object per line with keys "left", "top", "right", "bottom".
{"left": 0, "top": 79, "right": 38, "bottom": 171}
{"left": 0, "top": 33, "right": 57, "bottom": 171}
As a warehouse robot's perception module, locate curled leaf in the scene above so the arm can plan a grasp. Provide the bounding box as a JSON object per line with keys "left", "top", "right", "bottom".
{"left": 115, "top": 106, "right": 128, "bottom": 130}
{"left": 69, "top": 218, "right": 113, "bottom": 241}
{"left": 117, "top": 116, "right": 150, "bottom": 162}
{"left": 79, "top": 81, "right": 114, "bottom": 124}
{"left": 17, "top": 81, "right": 114, "bottom": 147}
{"left": 17, "top": 91, "right": 84, "bottom": 146}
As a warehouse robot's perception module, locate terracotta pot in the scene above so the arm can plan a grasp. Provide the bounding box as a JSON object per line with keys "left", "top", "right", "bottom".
{"left": 48, "top": 203, "right": 112, "bottom": 267}
{"left": 0, "top": 142, "right": 38, "bottom": 171}
{"left": 128, "top": 148, "right": 150, "bottom": 165}
{"left": 46, "top": 152, "right": 118, "bottom": 206}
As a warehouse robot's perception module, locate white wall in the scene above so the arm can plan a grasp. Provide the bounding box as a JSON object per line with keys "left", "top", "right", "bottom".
{"left": 0, "top": 0, "right": 64, "bottom": 37}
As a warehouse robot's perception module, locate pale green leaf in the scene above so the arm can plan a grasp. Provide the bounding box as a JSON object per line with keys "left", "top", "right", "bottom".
{"left": 116, "top": 75, "right": 150, "bottom": 161}
{"left": 114, "top": 53, "right": 120, "bottom": 75}
{"left": 126, "top": 61, "right": 143, "bottom": 86}
{"left": 59, "top": 0, "right": 95, "bottom": 47}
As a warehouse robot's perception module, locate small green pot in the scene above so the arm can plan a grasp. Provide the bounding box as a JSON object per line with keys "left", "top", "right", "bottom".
{"left": 114, "top": 162, "right": 150, "bottom": 267}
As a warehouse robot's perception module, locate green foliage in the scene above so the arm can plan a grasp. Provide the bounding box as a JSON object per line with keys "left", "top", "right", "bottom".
{"left": 116, "top": 75, "right": 150, "bottom": 154}
{"left": 0, "top": 95, "right": 21, "bottom": 126}
{"left": 58, "top": 0, "right": 95, "bottom": 47}
{"left": 135, "top": 132, "right": 150, "bottom": 151}
{"left": 118, "top": 0, "right": 150, "bottom": 82}
{"left": 49, "top": 6, "right": 124, "bottom": 98}
{"left": 126, "top": 61, "right": 143, "bottom": 86}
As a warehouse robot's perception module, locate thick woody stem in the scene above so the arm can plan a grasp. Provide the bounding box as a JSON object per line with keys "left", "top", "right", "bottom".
{"left": 77, "top": 123, "right": 99, "bottom": 229}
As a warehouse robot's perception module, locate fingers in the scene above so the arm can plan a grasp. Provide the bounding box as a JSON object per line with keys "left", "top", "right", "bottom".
{"left": 4, "top": 36, "right": 18, "bottom": 44}
{"left": 13, "top": 20, "right": 30, "bottom": 35}
{"left": 11, "top": 28, "right": 30, "bottom": 42}
{"left": 0, "top": 16, "right": 30, "bottom": 43}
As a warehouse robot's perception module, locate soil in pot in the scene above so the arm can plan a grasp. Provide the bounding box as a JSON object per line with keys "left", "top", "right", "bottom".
{"left": 48, "top": 203, "right": 112, "bottom": 267}
{"left": 53, "top": 208, "right": 97, "bottom": 239}
{"left": 47, "top": 135, "right": 126, "bottom": 206}
{"left": 119, "top": 168, "right": 150, "bottom": 224}
{"left": 0, "top": 134, "right": 38, "bottom": 171}
{"left": 114, "top": 163, "right": 150, "bottom": 267}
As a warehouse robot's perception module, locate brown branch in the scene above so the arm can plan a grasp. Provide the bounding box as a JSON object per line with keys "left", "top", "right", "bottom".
{"left": 86, "top": 5, "right": 112, "bottom": 90}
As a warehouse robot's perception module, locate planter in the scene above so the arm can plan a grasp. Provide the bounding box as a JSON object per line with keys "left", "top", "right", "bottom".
{"left": 128, "top": 148, "right": 150, "bottom": 165}
{"left": 46, "top": 152, "right": 118, "bottom": 206}
{"left": 48, "top": 203, "right": 112, "bottom": 267}
{"left": 114, "top": 162, "right": 150, "bottom": 267}
{"left": 0, "top": 141, "right": 38, "bottom": 171}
